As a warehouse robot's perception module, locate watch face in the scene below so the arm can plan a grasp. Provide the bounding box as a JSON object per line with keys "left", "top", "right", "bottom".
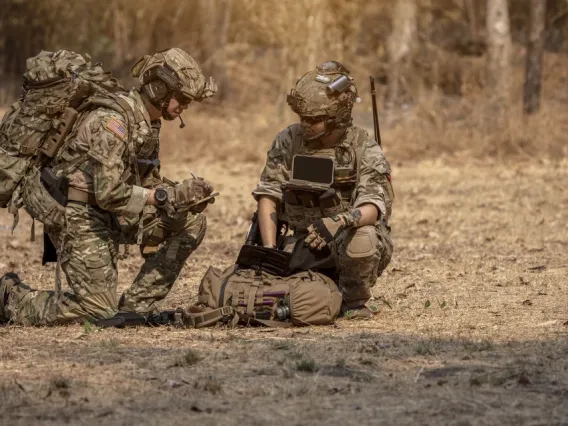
{"left": 155, "top": 188, "right": 168, "bottom": 204}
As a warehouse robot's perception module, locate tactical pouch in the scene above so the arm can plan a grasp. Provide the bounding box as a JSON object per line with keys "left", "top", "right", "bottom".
{"left": 283, "top": 202, "right": 308, "bottom": 230}
{"left": 0, "top": 152, "right": 31, "bottom": 208}
{"left": 20, "top": 167, "right": 66, "bottom": 228}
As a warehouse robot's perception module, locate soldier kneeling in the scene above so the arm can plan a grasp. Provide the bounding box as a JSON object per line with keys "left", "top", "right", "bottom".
{"left": 0, "top": 48, "right": 216, "bottom": 325}
{"left": 252, "top": 62, "right": 394, "bottom": 319}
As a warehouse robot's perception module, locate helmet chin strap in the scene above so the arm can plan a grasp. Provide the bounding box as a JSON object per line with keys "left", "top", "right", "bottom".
{"left": 304, "top": 129, "right": 330, "bottom": 141}
{"left": 303, "top": 118, "right": 340, "bottom": 141}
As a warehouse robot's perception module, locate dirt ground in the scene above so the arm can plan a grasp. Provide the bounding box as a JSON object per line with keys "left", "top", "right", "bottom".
{"left": 1, "top": 149, "right": 568, "bottom": 425}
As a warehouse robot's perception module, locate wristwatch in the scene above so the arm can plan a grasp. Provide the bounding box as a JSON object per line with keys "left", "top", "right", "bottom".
{"left": 154, "top": 188, "right": 168, "bottom": 206}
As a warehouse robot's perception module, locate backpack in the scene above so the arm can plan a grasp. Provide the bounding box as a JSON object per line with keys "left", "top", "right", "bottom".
{"left": 95, "top": 245, "right": 342, "bottom": 329}
{"left": 0, "top": 49, "right": 126, "bottom": 217}
{"left": 192, "top": 265, "right": 343, "bottom": 327}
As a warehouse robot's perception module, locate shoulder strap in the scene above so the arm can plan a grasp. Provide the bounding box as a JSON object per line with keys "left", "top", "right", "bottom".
{"left": 351, "top": 128, "right": 368, "bottom": 204}
{"left": 182, "top": 306, "right": 237, "bottom": 328}
{"left": 246, "top": 316, "right": 294, "bottom": 328}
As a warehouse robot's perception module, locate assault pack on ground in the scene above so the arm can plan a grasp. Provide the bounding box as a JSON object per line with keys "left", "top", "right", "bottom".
{"left": 97, "top": 155, "right": 345, "bottom": 329}
{"left": 0, "top": 49, "right": 128, "bottom": 228}
{"left": 98, "top": 243, "right": 343, "bottom": 329}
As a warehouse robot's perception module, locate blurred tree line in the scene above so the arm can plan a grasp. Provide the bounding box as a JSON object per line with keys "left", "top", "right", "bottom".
{"left": 0, "top": 0, "right": 566, "bottom": 111}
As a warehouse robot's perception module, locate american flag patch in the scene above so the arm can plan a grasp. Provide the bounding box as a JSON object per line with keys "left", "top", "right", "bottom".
{"left": 105, "top": 118, "right": 127, "bottom": 140}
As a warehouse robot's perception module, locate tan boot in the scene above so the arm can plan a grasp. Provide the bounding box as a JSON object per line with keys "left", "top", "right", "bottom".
{"left": 339, "top": 304, "right": 373, "bottom": 320}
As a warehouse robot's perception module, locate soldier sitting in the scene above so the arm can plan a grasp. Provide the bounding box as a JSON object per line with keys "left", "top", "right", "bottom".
{"left": 0, "top": 48, "right": 217, "bottom": 325}
{"left": 252, "top": 61, "right": 394, "bottom": 319}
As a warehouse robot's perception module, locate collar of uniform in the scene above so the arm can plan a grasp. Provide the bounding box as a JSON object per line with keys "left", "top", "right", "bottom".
{"left": 340, "top": 125, "right": 356, "bottom": 147}
{"left": 128, "top": 89, "right": 152, "bottom": 127}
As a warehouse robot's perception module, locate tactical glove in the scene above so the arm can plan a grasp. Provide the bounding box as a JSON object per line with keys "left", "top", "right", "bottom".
{"left": 165, "top": 178, "right": 213, "bottom": 212}
{"left": 305, "top": 216, "right": 346, "bottom": 251}
{"left": 305, "top": 210, "right": 362, "bottom": 251}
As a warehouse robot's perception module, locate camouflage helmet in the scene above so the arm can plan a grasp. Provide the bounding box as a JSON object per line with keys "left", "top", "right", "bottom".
{"left": 287, "top": 61, "right": 357, "bottom": 130}
{"left": 131, "top": 48, "right": 217, "bottom": 108}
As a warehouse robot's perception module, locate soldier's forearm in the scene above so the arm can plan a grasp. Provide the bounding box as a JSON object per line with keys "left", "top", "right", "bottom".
{"left": 356, "top": 204, "right": 379, "bottom": 226}
{"left": 340, "top": 204, "right": 378, "bottom": 228}
{"left": 258, "top": 196, "right": 278, "bottom": 247}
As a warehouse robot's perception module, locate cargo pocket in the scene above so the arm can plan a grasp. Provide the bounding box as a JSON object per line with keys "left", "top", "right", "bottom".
{"left": 83, "top": 251, "right": 116, "bottom": 293}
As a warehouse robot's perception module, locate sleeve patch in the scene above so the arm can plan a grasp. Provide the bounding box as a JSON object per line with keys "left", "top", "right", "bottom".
{"left": 105, "top": 118, "right": 127, "bottom": 140}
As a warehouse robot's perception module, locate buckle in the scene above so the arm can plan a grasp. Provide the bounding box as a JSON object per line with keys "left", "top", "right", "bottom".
{"left": 220, "top": 306, "right": 234, "bottom": 316}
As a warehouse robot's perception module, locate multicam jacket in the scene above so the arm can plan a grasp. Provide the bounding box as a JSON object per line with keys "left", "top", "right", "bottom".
{"left": 55, "top": 89, "right": 162, "bottom": 218}
{"left": 253, "top": 124, "right": 394, "bottom": 230}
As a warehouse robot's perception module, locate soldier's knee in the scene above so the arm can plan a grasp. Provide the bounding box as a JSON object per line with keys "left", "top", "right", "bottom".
{"left": 79, "top": 291, "right": 117, "bottom": 320}
{"left": 181, "top": 213, "right": 207, "bottom": 248}
{"left": 343, "top": 225, "right": 379, "bottom": 260}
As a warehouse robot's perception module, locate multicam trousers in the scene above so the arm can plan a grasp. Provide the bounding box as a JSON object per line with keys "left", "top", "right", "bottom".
{"left": 285, "top": 223, "right": 393, "bottom": 309}
{"left": 334, "top": 223, "right": 393, "bottom": 309}
{"left": 0, "top": 202, "right": 206, "bottom": 325}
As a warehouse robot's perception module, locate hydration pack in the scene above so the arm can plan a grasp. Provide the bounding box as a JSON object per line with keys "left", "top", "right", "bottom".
{"left": 0, "top": 49, "right": 125, "bottom": 211}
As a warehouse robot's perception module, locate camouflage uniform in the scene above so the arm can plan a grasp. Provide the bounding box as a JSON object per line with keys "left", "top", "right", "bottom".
{"left": 253, "top": 64, "right": 394, "bottom": 309}
{"left": 0, "top": 49, "right": 215, "bottom": 325}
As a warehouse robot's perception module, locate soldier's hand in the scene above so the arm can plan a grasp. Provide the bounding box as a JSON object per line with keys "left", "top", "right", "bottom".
{"left": 166, "top": 178, "right": 214, "bottom": 210}
{"left": 305, "top": 216, "right": 346, "bottom": 251}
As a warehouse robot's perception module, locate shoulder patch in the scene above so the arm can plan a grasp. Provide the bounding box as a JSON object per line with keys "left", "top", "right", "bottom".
{"left": 104, "top": 118, "right": 127, "bottom": 140}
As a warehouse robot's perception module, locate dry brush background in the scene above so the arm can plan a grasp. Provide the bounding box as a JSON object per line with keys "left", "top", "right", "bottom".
{"left": 1, "top": 1, "right": 568, "bottom": 425}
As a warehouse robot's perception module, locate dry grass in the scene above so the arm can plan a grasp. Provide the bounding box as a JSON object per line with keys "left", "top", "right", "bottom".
{"left": 1, "top": 2, "right": 568, "bottom": 422}
{"left": 1, "top": 148, "right": 568, "bottom": 424}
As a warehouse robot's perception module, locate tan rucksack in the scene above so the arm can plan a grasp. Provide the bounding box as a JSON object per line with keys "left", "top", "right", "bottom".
{"left": 190, "top": 265, "right": 342, "bottom": 327}
{"left": 0, "top": 49, "right": 126, "bottom": 219}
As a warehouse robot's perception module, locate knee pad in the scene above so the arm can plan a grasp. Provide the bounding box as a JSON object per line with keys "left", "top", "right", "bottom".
{"left": 344, "top": 226, "right": 378, "bottom": 259}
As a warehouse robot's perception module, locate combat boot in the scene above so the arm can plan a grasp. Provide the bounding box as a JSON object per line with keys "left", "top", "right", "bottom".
{"left": 339, "top": 304, "right": 373, "bottom": 320}
{"left": 0, "top": 272, "right": 20, "bottom": 323}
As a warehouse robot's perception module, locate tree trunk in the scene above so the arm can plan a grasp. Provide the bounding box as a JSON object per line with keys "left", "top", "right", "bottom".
{"left": 523, "top": 0, "right": 547, "bottom": 115}
{"left": 385, "top": 0, "right": 417, "bottom": 110}
{"left": 465, "top": 0, "right": 479, "bottom": 40}
{"left": 486, "top": 0, "right": 512, "bottom": 112}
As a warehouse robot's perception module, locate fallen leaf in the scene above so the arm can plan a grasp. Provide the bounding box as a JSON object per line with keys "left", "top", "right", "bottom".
{"left": 527, "top": 247, "right": 544, "bottom": 253}
{"left": 527, "top": 265, "right": 546, "bottom": 272}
